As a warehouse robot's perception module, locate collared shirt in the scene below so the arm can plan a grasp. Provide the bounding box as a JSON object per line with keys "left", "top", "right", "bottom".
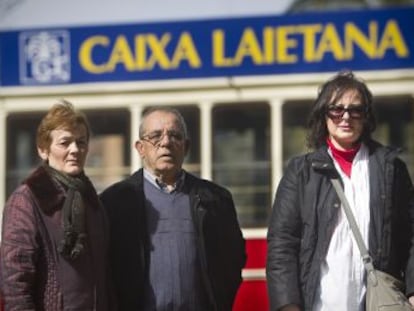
{"left": 313, "top": 144, "right": 370, "bottom": 311}
{"left": 143, "top": 169, "right": 185, "bottom": 193}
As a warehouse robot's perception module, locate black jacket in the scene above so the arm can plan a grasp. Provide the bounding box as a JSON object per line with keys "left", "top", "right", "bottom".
{"left": 100, "top": 169, "right": 246, "bottom": 311}
{"left": 266, "top": 141, "right": 414, "bottom": 311}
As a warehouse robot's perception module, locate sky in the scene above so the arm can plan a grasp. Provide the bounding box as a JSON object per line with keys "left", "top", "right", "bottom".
{"left": 0, "top": 0, "right": 294, "bottom": 30}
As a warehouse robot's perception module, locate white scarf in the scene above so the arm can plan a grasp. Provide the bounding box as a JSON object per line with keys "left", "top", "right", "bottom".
{"left": 313, "top": 144, "right": 370, "bottom": 311}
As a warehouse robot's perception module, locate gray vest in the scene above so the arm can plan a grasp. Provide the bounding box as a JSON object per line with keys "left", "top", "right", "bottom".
{"left": 143, "top": 178, "right": 208, "bottom": 311}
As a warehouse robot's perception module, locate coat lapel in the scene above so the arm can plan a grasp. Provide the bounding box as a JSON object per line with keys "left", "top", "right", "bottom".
{"left": 24, "top": 166, "right": 65, "bottom": 214}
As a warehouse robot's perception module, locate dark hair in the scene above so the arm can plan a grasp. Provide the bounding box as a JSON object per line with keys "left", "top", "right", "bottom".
{"left": 139, "top": 106, "right": 188, "bottom": 139}
{"left": 306, "top": 70, "right": 376, "bottom": 149}
{"left": 37, "top": 99, "right": 90, "bottom": 151}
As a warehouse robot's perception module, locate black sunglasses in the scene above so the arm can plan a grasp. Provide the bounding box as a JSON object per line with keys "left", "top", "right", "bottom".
{"left": 326, "top": 104, "right": 366, "bottom": 120}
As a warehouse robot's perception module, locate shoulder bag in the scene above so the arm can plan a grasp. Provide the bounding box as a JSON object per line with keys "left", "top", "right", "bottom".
{"left": 330, "top": 177, "right": 413, "bottom": 311}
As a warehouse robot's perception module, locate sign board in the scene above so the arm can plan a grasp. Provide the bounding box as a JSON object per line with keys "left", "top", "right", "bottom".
{"left": 1, "top": 7, "right": 413, "bottom": 86}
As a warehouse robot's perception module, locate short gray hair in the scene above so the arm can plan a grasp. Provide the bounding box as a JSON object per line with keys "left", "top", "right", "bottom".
{"left": 139, "top": 106, "right": 188, "bottom": 139}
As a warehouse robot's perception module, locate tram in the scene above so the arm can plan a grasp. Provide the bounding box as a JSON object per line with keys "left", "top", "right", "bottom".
{"left": 1, "top": 4, "right": 414, "bottom": 311}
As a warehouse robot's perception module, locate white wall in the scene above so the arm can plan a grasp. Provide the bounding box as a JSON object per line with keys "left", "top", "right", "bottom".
{"left": 0, "top": 0, "right": 293, "bottom": 30}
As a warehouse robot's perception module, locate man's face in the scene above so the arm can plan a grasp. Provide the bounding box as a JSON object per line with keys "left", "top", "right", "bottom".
{"left": 136, "top": 111, "right": 189, "bottom": 179}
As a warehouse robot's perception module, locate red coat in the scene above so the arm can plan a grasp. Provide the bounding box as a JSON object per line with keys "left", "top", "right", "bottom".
{"left": 0, "top": 166, "right": 114, "bottom": 311}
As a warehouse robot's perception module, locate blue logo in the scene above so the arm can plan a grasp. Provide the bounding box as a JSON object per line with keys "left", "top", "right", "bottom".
{"left": 19, "top": 30, "right": 70, "bottom": 84}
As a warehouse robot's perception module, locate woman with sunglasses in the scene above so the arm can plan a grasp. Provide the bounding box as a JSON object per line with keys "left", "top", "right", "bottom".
{"left": 266, "top": 71, "right": 414, "bottom": 311}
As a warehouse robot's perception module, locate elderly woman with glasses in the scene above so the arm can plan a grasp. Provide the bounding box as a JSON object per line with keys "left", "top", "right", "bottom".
{"left": 266, "top": 71, "right": 414, "bottom": 311}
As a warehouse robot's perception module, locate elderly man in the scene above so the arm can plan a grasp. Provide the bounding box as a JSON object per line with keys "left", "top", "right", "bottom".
{"left": 100, "top": 106, "right": 246, "bottom": 311}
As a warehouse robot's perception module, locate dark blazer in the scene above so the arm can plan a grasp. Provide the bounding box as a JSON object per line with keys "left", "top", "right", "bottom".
{"left": 100, "top": 169, "right": 246, "bottom": 311}
{"left": 266, "top": 140, "right": 414, "bottom": 311}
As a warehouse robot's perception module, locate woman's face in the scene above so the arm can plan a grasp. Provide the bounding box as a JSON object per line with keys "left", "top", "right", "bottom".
{"left": 326, "top": 89, "right": 366, "bottom": 150}
{"left": 38, "top": 125, "right": 89, "bottom": 176}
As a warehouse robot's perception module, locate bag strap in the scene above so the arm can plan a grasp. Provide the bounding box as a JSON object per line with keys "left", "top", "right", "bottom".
{"left": 330, "top": 178, "right": 376, "bottom": 275}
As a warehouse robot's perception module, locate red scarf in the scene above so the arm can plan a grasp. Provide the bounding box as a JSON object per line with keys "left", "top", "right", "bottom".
{"left": 326, "top": 138, "right": 361, "bottom": 177}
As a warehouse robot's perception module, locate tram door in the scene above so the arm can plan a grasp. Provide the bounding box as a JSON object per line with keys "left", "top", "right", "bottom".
{"left": 211, "top": 103, "right": 271, "bottom": 311}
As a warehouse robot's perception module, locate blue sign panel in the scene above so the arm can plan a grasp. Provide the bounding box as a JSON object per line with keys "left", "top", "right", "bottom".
{"left": 1, "top": 7, "right": 414, "bottom": 86}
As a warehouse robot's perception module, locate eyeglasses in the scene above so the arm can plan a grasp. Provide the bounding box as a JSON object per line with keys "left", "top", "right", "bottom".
{"left": 326, "top": 104, "right": 366, "bottom": 120}
{"left": 140, "top": 130, "right": 185, "bottom": 146}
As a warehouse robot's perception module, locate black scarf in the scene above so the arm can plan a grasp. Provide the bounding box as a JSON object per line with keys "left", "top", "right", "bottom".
{"left": 43, "top": 164, "right": 89, "bottom": 261}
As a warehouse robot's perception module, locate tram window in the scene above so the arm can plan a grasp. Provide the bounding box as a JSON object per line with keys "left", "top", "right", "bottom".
{"left": 282, "top": 101, "right": 312, "bottom": 168}
{"left": 6, "top": 108, "right": 130, "bottom": 197}
{"left": 83, "top": 109, "right": 130, "bottom": 193}
{"left": 6, "top": 112, "right": 44, "bottom": 197}
{"left": 212, "top": 103, "right": 271, "bottom": 228}
{"left": 142, "top": 105, "right": 201, "bottom": 177}
{"left": 176, "top": 106, "right": 200, "bottom": 176}
{"left": 373, "top": 96, "right": 414, "bottom": 179}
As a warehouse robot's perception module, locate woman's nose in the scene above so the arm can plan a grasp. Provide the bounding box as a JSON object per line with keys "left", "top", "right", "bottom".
{"left": 342, "top": 110, "right": 351, "bottom": 119}
{"left": 69, "top": 141, "right": 80, "bottom": 152}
